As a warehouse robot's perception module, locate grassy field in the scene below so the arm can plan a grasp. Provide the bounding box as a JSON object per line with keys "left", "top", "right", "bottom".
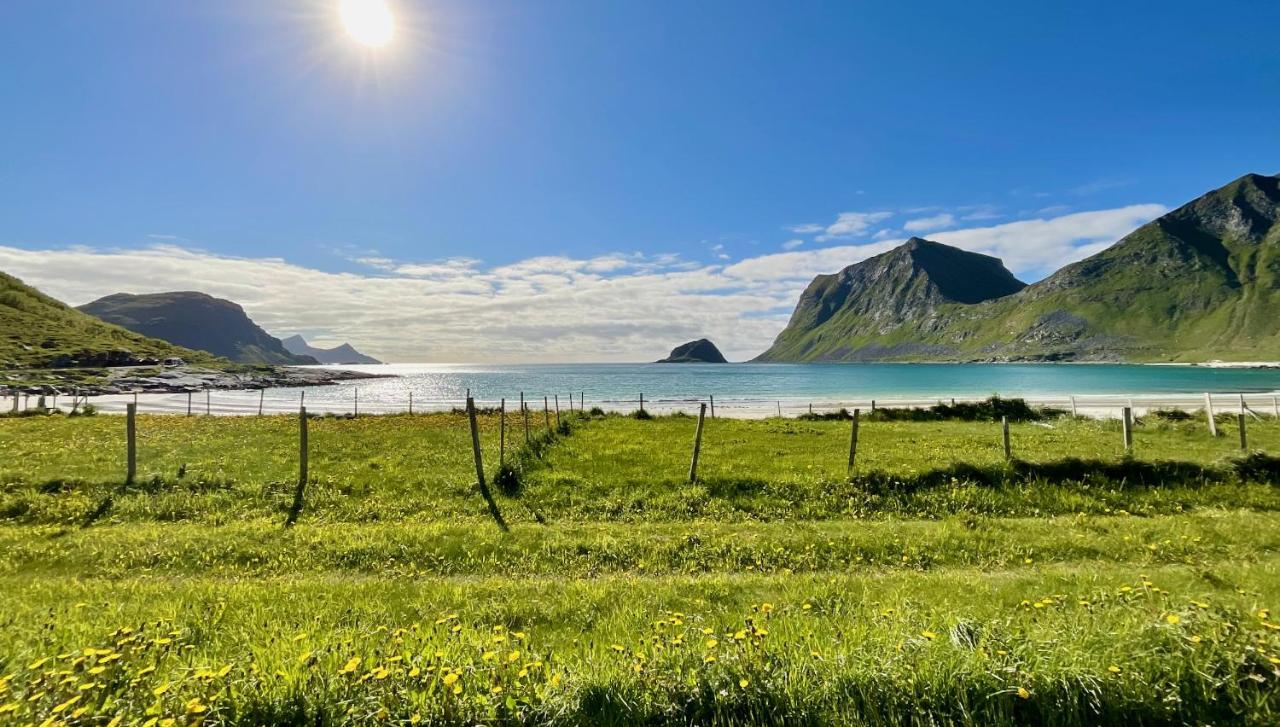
{"left": 2, "top": 409, "right": 1279, "bottom": 724}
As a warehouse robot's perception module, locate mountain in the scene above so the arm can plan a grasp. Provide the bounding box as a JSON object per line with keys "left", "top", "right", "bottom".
{"left": 0, "top": 272, "right": 214, "bottom": 369}
{"left": 282, "top": 335, "right": 381, "bottom": 365}
{"left": 756, "top": 172, "right": 1280, "bottom": 362}
{"left": 78, "top": 292, "right": 318, "bottom": 365}
{"left": 657, "top": 339, "right": 728, "bottom": 363}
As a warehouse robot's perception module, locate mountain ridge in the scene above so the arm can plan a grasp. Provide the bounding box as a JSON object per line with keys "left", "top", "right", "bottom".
{"left": 756, "top": 172, "right": 1280, "bottom": 362}
{"left": 78, "top": 292, "right": 317, "bottom": 365}
{"left": 282, "top": 335, "right": 381, "bottom": 365}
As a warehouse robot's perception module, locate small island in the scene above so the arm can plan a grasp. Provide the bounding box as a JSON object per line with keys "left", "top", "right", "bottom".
{"left": 655, "top": 338, "right": 728, "bottom": 363}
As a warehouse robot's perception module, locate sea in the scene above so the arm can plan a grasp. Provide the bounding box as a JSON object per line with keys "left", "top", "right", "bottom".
{"left": 74, "top": 363, "right": 1280, "bottom": 417}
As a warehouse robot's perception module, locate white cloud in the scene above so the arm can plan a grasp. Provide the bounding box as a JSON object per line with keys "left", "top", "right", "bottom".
{"left": 0, "top": 204, "right": 1166, "bottom": 363}
{"left": 781, "top": 239, "right": 804, "bottom": 250}
{"left": 788, "top": 223, "right": 824, "bottom": 234}
{"left": 902, "top": 213, "right": 956, "bottom": 233}
{"left": 814, "top": 211, "right": 893, "bottom": 242}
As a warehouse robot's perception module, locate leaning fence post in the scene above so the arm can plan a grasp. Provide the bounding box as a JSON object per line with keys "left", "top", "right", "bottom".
{"left": 1204, "top": 393, "right": 1217, "bottom": 436}
{"left": 1239, "top": 413, "right": 1248, "bottom": 451}
{"left": 125, "top": 403, "right": 137, "bottom": 485}
{"left": 1122, "top": 406, "right": 1134, "bottom": 454}
{"left": 286, "top": 407, "right": 308, "bottom": 526}
{"left": 709, "top": 394, "right": 716, "bottom": 419}
{"left": 688, "top": 403, "right": 707, "bottom": 483}
{"left": 543, "top": 396, "right": 552, "bottom": 433}
{"left": 466, "top": 396, "right": 508, "bottom": 530}
{"left": 1274, "top": 395, "right": 1280, "bottom": 419}
{"left": 848, "top": 408, "right": 860, "bottom": 473}
{"left": 499, "top": 398, "right": 506, "bottom": 467}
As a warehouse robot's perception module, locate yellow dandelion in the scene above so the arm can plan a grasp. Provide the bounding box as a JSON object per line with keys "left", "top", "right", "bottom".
{"left": 1165, "top": 614, "right": 1181, "bottom": 625}
{"left": 1108, "top": 665, "right": 1121, "bottom": 674}
{"left": 705, "top": 639, "right": 718, "bottom": 649}
{"left": 490, "top": 686, "right": 503, "bottom": 695}
{"left": 921, "top": 631, "right": 937, "bottom": 640}
{"left": 1017, "top": 687, "right": 1030, "bottom": 699}
{"left": 739, "top": 678, "right": 750, "bottom": 689}
{"left": 340, "top": 657, "right": 361, "bottom": 674}
{"left": 442, "top": 672, "right": 459, "bottom": 686}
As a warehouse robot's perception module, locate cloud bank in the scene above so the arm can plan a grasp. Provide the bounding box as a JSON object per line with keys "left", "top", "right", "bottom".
{"left": 0, "top": 204, "right": 1164, "bottom": 363}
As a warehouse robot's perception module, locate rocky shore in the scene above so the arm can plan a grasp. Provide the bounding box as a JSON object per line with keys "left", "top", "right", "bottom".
{"left": 1, "top": 365, "right": 391, "bottom": 396}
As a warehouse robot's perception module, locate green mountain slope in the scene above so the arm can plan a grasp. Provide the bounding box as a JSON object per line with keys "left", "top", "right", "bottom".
{"left": 78, "top": 292, "right": 317, "bottom": 365}
{"left": 756, "top": 172, "right": 1280, "bottom": 362}
{"left": 0, "top": 272, "right": 214, "bottom": 369}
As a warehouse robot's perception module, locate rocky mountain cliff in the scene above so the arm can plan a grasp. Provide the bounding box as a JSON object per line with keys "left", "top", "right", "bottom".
{"left": 756, "top": 172, "right": 1280, "bottom": 362}
{"left": 282, "top": 335, "right": 381, "bottom": 365}
{"left": 78, "top": 292, "right": 317, "bottom": 365}
{"left": 657, "top": 339, "right": 728, "bottom": 363}
{"left": 0, "top": 273, "right": 214, "bottom": 369}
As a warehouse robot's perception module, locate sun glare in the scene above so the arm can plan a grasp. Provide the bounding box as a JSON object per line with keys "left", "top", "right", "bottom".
{"left": 339, "top": 0, "right": 395, "bottom": 48}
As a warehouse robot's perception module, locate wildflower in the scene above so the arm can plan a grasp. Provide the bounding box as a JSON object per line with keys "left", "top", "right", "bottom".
{"left": 152, "top": 682, "right": 170, "bottom": 697}
{"left": 341, "top": 657, "right": 362, "bottom": 674}
{"left": 185, "top": 698, "right": 206, "bottom": 714}
{"left": 1108, "top": 665, "right": 1121, "bottom": 674}
{"left": 760, "top": 603, "right": 774, "bottom": 614}
{"left": 490, "top": 686, "right": 503, "bottom": 695}
{"left": 921, "top": 631, "right": 937, "bottom": 640}
{"left": 739, "top": 678, "right": 750, "bottom": 689}
{"left": 611, "top": 644, "right": 625, "bottom": 653}
{"left": 371, "top": 667, "right": 390, "bottom": 680}
{"left": 442, "top": 672, "right": 459, "bottom": 686}
{"left": 1017, "top": 687, "right": 1030, "bottom": 699}
{"left": 1165, "top": 614, "right": 1181, "bottom": 625}
{"left": 705, "top": 639, "right": 718, "bottom": 649}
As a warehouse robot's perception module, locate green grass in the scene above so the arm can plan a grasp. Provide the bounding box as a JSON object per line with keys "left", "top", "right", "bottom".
{"left": 2, "top": 410, "right": 1279, "bottom": 724}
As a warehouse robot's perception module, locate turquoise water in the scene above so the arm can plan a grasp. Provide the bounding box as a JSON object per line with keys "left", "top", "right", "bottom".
{"left": 90, "top": 363, "right": 1280, "bottom": 415}
{"left": 285, "top": 363, "right": 1280, "bottom": 410}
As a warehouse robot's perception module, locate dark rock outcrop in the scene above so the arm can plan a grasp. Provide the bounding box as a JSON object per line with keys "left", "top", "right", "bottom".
{"left": 657, "top": 339, "right": 728, "bottom": 363}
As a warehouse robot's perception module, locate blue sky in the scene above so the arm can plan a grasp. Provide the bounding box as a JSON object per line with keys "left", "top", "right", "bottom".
{"left": 2, "top": 0, "right": 1278, "bottom": 361}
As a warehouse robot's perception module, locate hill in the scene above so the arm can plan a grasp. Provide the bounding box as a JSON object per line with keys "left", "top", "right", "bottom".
{"left": 78, "top": 292, "right": 317, "bottom": 365}
{"left": 656, "top": 338, "right": 729, "bottom": 363}
{"left": 0, "top": 272, "right": 215, "bottom": 369}
{"left": 282, "top": 335, "right": 381, "bottom": 365}
{"left": 756, "top": 172, "right": 1280, "bottom": 362}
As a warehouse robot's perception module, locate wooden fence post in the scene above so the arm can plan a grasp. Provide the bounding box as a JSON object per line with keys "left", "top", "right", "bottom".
{"left": 354, "top": 388, "right": 359, "bottom": 417}
{"left": 499, "top": 398, "right": 506, "bottom": 467}
{"left": 639, "top": 392, "right": 645, "bottom": 414}
{"left": 1002, "top": 416, "right": 1011, "bottom": 460}
{"left": 1239, "top": 413, "right": 1248, "bottom": 451}
{"left": 776, "top": 401, "right": 781, "bottom": 417}
{"left": 258, "top": 389, "right": 264, "bottom": 416}
{"left": 1070, "top": 395, "right": 1078, "bottom": 418}
{"left": 709, "top": 394, "right": 716, "bottom": 419}
{"left": 467, "top": 396, "right": 508, "bottom": 531}
{"left": 286, "top": 407, "right": 308, "bottom": 527}
{"left": 1274, "top": 395, "right": 1280, "bottom": 419}
{"left": 205, "top": 389, "right": 211, "bottom": 416}
{"left": 186, "top": 391, "right": 192, "bottom": 416}
{"left": 543, "top": 396, "right": 551, "bottom": 433}
{"left": 1204, "top": 393, "right": 1217, "bottom": 436}
{"left": 409, "top": 392, "right": 413, "bottom": 415}
{"left": 688, "top": 403, "right": 707, "bottom": 483}
{"left": 521, "top": 392, "right": 529, "bottom": 443}
{"left": 871, "top": 399, "right": 877, "bottom": 413}
{"left": 125, "top": 403, "right": 137, "bottom": 485}
{"left": 554, "top": 394, "right": 561, "bottom": 428}
{"left": 847, "top": 408, "right": 860, "bottom": 473}
{"left": 1122, "top": 406, "right": 1133, "bottom": 454}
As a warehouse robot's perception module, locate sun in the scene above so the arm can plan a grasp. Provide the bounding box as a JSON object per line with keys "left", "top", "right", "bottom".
{"left": 339, "top": 0, "right": 395, "bottom": 48}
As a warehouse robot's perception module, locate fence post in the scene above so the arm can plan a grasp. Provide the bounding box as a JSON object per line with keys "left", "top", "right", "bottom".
{"left": 1002, "top": 416, "right": 1011, "bottom": 461}
{"left": 871, "top": 399, "right": 877, "bottom": 413}
{"left": 1274, "top": 395, "right": 1279, "bottom": 419}
{"left": 639, "top": 392, "right": 645, "bottom": 414}
{"left": 258, "top": 389, "right": 265, "bottom": 416}
{"left": 205, "top": 389, "right": 211, "bottom": 416}
{"left": 1204, "top": 393, "right": 1217, "bottom": 436}
{"left": 847, "top": 408, "right": 860, "bottom": 473}
{"left": 354, "top": 388, "right": 359, "bottom": 417}
{"left": 1239, "top": 413, "right": 1248, "bottom": 451}
{"left": 125, "top": 403, "right": 137, "bottom": 485}
{"left": 776, "top": 401, "right": 781, "bottom": 417}
{"left": 521, "top": 392, "right": 529, "bottom": 443}
{"left": 543, "top": 396, "right": 551, "bottom": 433}
{"left": 467, "top": 396, "right": 508, "bottom": 531}
{"left": 1070, "top": 395, "right": 1077, "bottom": 418}
{"left": 1122, "top": 406, "right": 1133, "bottom": 454}
{"left": 499, "top": 398, "right": 506, "bottom": 467}
{"left": 709, "top": 394, "right": 715, "bottom": 419}
{"left": 688, "top": 403, "right": 706, "bottom": 483}
{"left": 409, "top": 392, "right": 413, "bottom": 415}
{"left": 581, "top": 391, "right": 585, "bottom": 411}
{"left": 286, "top": 407, "right": 308, "bottom": 526}
{"left": 554, "top": 394, "right": 561, "bottom": 428}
